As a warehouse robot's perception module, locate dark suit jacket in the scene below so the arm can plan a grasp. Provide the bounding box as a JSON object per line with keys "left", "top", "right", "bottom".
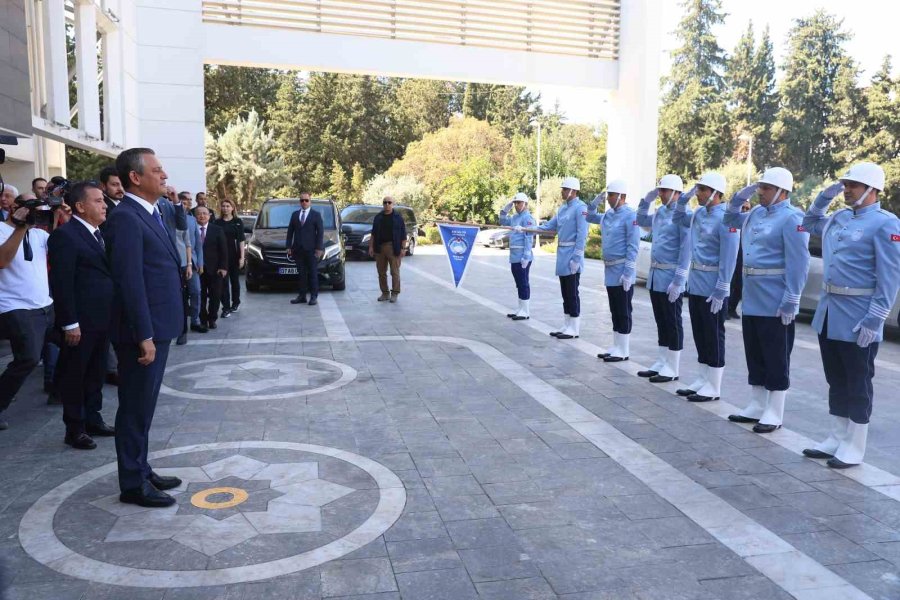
{"left": 47, "top": 220, "right": 113, "bottom": 333}
{"left": 105, "top": 196, "right": 183, "bottom": 344}
{"left": 286, "top": 208, "right": 324, "bottom": 253}
{"left": 371, "top": 211, "right": 408, "bottom": 257}
{"left": 201, "top": 222, "right": 229, "bottom": 273}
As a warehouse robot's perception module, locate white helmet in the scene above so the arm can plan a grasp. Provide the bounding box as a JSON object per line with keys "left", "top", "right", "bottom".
{"left": 657, "top": 174, "right": 684, "bottom": 192}
{"left": 561, "top": 176, "right": 581, "bottom": 191}
{"left": 697, "top": 172, "right": 727, "bottom": 195}
{"left": 605, "top": 179, "right": 628, "bottom": 195}
{"left": 840, "top": 162, "right": 885, "bottom": 191}
{"left": 758, "top": 167, "right": 793, "bottom": 193}
{"left": 512, "top": 192, "right": 529, "bottom": 203}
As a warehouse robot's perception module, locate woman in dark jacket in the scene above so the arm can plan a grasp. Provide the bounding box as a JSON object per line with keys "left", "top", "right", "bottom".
{"left": 215, "top": 199, "right": 245, "bottom": 317}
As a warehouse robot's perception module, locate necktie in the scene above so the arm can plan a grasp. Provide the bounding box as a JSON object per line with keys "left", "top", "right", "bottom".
{"left": 201, "top": 226, "right": 206, "bottom": 244}
{"left": 153, "top": 208, "right": 165, "bottom": 232}
{"left": 94, "top": 229, "right": 105, "bottom": 250}
{"left": 300, "top": 210, "right": 306, "bottom": 226}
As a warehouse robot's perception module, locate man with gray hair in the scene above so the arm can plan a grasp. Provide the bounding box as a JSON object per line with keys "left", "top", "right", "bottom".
{"left": 0, "top": 184, "right": 18, "bottom": 222}
{"left": 367, "top": 196, "right": 408, "bottom": 303}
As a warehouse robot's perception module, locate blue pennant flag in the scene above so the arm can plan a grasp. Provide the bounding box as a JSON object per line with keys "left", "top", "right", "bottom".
{"left": 439, "top": 223, "right": 480, "bottom": 288}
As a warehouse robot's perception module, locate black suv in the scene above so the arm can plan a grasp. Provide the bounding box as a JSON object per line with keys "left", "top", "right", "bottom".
{"left": 340, "top": 204, "right": 419, "bottom": 258}
{"left": 245, "top": 198, "right": 346, "bottom": 291}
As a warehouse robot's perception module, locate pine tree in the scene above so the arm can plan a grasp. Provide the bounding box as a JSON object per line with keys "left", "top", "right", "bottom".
{"left": 204, "top": 66, "right": 282, "bottom": 134}
{"left": 751, "top": 27, "right": 779, "bottom": 168}
{"left": 328, "top": 160, "right": 349, "bottom": 202}
{"left": 658, "top": 0, "right": 731, "bottom": 178}
{"left": 775, "top": 10, "right": 852, "bottom": 179}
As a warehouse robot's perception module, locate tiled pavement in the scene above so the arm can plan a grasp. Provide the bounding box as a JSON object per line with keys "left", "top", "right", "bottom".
{"left": 1, "top": 247, "right": 900, "bottom": 599}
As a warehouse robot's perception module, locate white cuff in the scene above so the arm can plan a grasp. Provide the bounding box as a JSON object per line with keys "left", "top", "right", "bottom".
{"left": 62, "top": 323, "right": 79, "bottom": 331}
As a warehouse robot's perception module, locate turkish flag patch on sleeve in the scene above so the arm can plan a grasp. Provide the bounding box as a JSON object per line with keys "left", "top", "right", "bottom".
{"left": 633, "top": 220, "right": 638, "bottom": 226}
{"left": 582, "top": 211, "right": 588, "bottom": 216}
{"left": 728, "top": 227, "right": 738, "bottom": 233}
{"left": 891, "top": 234, "right": 900, "bottom": 242}
{"left": 797, "top": 225, "right": 806, "bottom": 232}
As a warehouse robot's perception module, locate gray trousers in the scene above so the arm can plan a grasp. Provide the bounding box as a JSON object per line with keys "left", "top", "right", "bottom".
{"left": 0, "top": 305, "right": 55, "bottom": 412}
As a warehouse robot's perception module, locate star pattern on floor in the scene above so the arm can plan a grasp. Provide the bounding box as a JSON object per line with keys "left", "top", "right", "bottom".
{"left": 178, "top": 359, "right": 333, "bottom": 393}
{"left": 90, "top": 454, "right": 356, "bottom": 556}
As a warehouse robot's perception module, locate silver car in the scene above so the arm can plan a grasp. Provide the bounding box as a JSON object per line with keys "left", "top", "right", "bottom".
{"left": 635, "top": 232, "right": 900, "bottom": 331}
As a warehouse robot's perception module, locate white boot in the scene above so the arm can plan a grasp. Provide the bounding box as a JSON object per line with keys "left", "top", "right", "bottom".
{"left": 518, "top": 299, "right": 530, "bottom": 319}
{"left": 559, "top": 316, "right": 580, "bottom": 339}
{"left": 678, "top": 364, "right": 707, "bottom": 396}
{"left": 571, "top": 316, "right": 580, "bottom": 337}
{"left": 606, "top": 333, "right": 629, "bottom": 361}
{"left": 813, "top": 416, "right": 850, "bottom": 455}
{"left": 759, "top": 390, "right": 787, "bottom": 427}
{"left": 739, "top": 386, "right": 767, "bottom": 420}
{"left": 690, "top": 366, "right": 724, "bottom": 401}
{"left": 834, "top": 421, "right": 868, "bottom": 465}
{"left": 551, "top": 315, "right": 569, "bottom": 336}
{"left": 640, "top": 347, "right": 667, "bottom": 377}
{"left": 652, "top": 349, "right": 681, "bottom": 382}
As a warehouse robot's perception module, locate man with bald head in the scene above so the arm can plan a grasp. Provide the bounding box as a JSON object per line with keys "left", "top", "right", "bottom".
{"left": 367, "top": 196, "right": 408, "bottom": 303}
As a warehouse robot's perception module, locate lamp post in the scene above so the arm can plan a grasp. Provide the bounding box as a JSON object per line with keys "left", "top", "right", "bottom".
{"left": 739, "top": 132, "right": 754, "bottom": 185}
{"left": 534, "top": 118, "right": 542, "bottom": 246}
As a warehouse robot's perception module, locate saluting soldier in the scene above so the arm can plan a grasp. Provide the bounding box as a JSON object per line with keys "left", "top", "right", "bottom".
{"left": 801, "top": 162, "right": 900, "bottom": 468}
{"left": 724, "top": 168, "right": 810, "bottom": 433}
{"left": 635, "top": 175, "right": 692, "bottom": 382}
{"left": 532, "top": 177, "right": 588, "bottom": 340}
{"left": 673, "top": 173, "right": 740, "bottom": 402}
{"left": 500, "top": 193, "right": 535, "bottom": 321}
{"left": 586, "top": 180, "right": 640, "bottom": 362}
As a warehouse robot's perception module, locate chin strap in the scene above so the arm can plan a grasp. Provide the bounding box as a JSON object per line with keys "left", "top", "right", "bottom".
{"left": 853, "top": 186, "right": 874, "bottom": 208}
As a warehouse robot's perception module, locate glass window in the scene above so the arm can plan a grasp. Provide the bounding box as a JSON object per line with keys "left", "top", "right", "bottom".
{"left": 340, "top": 206, "right": 381, "bottom": 224}
{"left": 257, "top": 202, "right": 335, "bottom": 229}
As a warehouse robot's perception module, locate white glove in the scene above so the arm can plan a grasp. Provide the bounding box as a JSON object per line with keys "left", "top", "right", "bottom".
{"left": 520, "top": 259, "right": 530, "bottom": 269}
{"left": 513, "top": 226, "right": 524, "bottom": 233}
{"left": 590, "top": 193, "right": 606, "bottom": 209}
{"left": 852, "top": 322, "right": 878, "bottom": 348}
{"left": 666, "top": 282, "right": 683, "bottom": 303}
{"left": 706, "top": 295, "right": 724, "bottom": 314}
{"left": 569, "top": 259, "right": 579, "bottom": 274}
{"left": 776, "top": 308, "right": 795, "bottom": 326}
{"left": 502, "top": 201, "right": 513, "bottom": 214}
{"left": 620, "top": 274, "right": 634, "bottom": 292}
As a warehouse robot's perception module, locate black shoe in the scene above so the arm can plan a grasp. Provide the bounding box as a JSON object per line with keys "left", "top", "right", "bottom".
{"left": 597, "top": 352, "right": 610, "bottom": 359}
{"left": 802, "top": 449, "right": 834, "bottom": 459}
{"left": 637, "top": 369, "right": 659, "bottom": 378}
{"left": 753, "top": 423, "right": 781, "bottom": 434}
{"left": 308, "top": 297, "right": 318, "bottom": 306}
{"left": 64, "top": 432, "right": 96, "bottom": 450}
{"left": 230, "top": 303, "right": 240, "bottom": 313}
{"left": 176, "top": 333, "right": 187, "bottom": 345}
{"left": 208, "top": 321, "right": 217, "bottom": 330}
{"left": 676, "top": 387, "right": 697, "bottom": 397}
{"left": 603, "top": 356, "right": 628, "bottom": 363}
{"left": 506, "top": 313, "right": 517, "bottom": 318}
{"left": 649, "top": 374, "right": 678, "bottom": 383}
{"left": 190, "top": 323, "right": 209, "bottom": 333}
{"left": 827, "top": 457, "right": 858, "bottom": 469}
{"left": 550, "top": 331, "right": 562, "bottom": 337}
{"left": 687, "top": 393, "right": 719, "bottom": 402}
{"left": 728, "top": 414, "right": 759, "bottom": 424}
{"left": 86, "top": 422, "right": 116, "bottom": 436}
{"left": 291, "top": 296, "right": 307, "bottom": 304}
{"left": 120, "top": 482, "right": 175, "bottom": 508}
{"left": 149, "top": 472, "right": 182, "bottom": 491}
{"left": 105, "top": 372, "right": 119, "bottom": 386}
{"left": 221, "top": 310, "right": 232, "bottom": 318}
{"left": 511, "top": 315, "right": 529, "bottom": 321}
{"left": 0, "top": 419, "right": 7, "bottom": 430}
{"left": 556, "top": 333, "right": 578, "bottom": 340}
{"left": 47, "top": 392, "right": 61, "bottom": 405}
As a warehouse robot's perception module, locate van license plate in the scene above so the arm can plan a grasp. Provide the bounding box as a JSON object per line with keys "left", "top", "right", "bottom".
{"left": 278, "top": 267, "right": 298, "bottom": 275}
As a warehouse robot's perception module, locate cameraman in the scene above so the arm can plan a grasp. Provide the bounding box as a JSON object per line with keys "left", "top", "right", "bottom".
{"left": 0, "top": 202, "right": 55, "bottom": 431}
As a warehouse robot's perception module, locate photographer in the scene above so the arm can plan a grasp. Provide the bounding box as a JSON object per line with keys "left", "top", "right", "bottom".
{"left": 0, "top": 199, "right": 55, "bottom": 431}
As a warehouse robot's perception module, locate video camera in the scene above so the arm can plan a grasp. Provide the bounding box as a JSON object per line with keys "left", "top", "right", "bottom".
{"left": 13, "top": 178, "right": 67, "bottom": 228}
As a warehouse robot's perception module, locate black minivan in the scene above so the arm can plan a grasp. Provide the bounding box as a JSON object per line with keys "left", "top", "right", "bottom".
{"left": 245, "top": 198, "right": 346, "bottom": 291}
{"left": 340, "top": 204, "right": 419, "bottom": 258}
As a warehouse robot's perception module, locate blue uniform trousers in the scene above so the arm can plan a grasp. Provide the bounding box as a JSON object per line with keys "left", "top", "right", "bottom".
{"left": 114, "top": 340, "right": 172, "bottom": 491}
{"left": 559, "top": 274, "right": 580, "bottom": 317}
{"left": 742, "top": 315, "right": 794, "bottom": 391}
{"left": 688, "top": 294, "right": 726, "bottom": 368}
{"left": 818, "top": 317, "right": 877, "bottom": 424}
{"left": 650, "top": 290, "right": 683, "bottom": 350}
{"left": 511, "top": 262, "right": 531, "bottom": 300}
{"left": 606, "top": 285, "right": 633, "bottom": 334}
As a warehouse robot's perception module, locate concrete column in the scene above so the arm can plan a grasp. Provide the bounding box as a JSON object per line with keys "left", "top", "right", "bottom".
{"left": 129, "top": 0, "right": 206, "bottom": 193}
{"left": 606, "top": 0, "right": 661, "bottom": 203}
{"left": 74, "top": 0, "right": 101, "bottom": 139}
{"left": 41, "top": 0, "right": 69, "bottom": 126}
{"left": 101, "top": 25, "right": 124, "bottom": 146}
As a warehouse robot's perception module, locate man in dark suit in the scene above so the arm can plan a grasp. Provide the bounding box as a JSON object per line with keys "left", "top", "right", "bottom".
{"left": 105, "top": 148, "right": 184, "bottom": 508}
{"left": 48, "top": 182, "right": 116, "bottom": 450}
{"left": 286, "top": 193, "right": 324, "bottom": 306}
{"left": 195, "top": 206, "right": 228, "bottom": 329}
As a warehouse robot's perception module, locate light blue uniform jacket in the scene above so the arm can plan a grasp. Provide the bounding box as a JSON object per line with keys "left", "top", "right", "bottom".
{"left": 537, "top": 198, "right": 589, "bottom": 276}
{"left": 586, "top": 204, "right": 640, "bottom": 286}
{"left": 499, "top": 209, "right": 535, "bottom": 263}
{"left": 723, "top": 200, "right": 810, "bottom": 317}
{"left": 637, "top": 201, "right": 693, "bottom": 292}
{"left": 674, "top": 202, "right": 740, "bottom": 298}
{"left": 803, "top": 202, "right": 900, "bottom": 342}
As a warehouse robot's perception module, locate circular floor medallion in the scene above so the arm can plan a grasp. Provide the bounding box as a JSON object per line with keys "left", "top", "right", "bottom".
{"left": 18, "top": 442, "right": 406, "bottom": 588}
{"left": 160, "top": 354, "right": 357, "bottom": 401}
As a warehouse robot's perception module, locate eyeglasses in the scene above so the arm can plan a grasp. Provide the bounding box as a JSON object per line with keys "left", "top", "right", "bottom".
{"left": 300, "top": 198, "right": 311, "bottom": 203}
{"left": 383, "top": 201, "right": 393, "bottom": 205}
